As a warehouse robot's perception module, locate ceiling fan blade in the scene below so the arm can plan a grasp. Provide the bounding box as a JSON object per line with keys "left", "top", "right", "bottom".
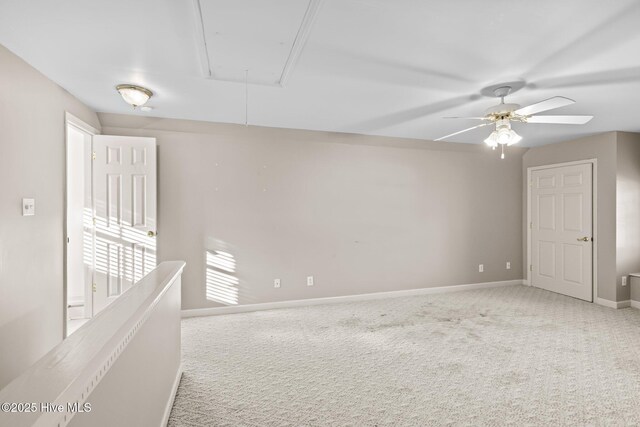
{"left": 443, "top": 116, "right": 488, "bottom": 120}
{"left": 522, "top": 3, "right": 639, "bottom": 80}
{"left": 515, "top": 96, "right": 575, "bottom": 116}
{"left": 527, "top": 115, "right": 593, "bottom": 125}
{"left": 351, "top": 93, "right": 482, "bottom": 132}
{"left": 529, "top": 66, "right": 640, "bottom": 90}
{"left": 434, "top": 122, "right": 493, "bottom": 141}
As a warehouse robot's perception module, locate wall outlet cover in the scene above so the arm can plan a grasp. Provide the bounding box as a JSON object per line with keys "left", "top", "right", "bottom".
{"left": 307, "top": 276, "right": 314, "bottom": 286}
{"left": 22, "top": 198, "right": 35, "bottom": 216}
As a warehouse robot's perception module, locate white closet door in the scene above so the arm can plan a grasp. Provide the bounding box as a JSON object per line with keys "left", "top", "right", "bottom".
{"left": 92, "top": 135, "right": 157, "bottom": 314}
{"left": 531, "top": 163, "right": 593, "bottom": 301}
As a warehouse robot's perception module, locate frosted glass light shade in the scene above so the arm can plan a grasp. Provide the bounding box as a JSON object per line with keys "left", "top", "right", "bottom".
{"left": 496, "top": 127, "right": 512, "bottom": 145}
{"left": 116, "top": 84, "right": 153, "bottom": 107}
{"left": 484, "top": 131, "right": 498, "bottom": 148}
{"left": 485, "top": 128, "right": 522, "bottom": 147}
{"left": 506, "top": 129, "right": 522, "bottom": 145}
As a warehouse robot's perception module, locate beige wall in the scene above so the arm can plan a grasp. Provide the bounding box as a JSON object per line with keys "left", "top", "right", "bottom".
{"left": 616, "top": 132, "right": 640, "bottom": 301}
{"left": 100, "top": 113, "right": 526, "bottom": 310}
{"left": 0, "top": 45, "right": 100, "bottom": 388}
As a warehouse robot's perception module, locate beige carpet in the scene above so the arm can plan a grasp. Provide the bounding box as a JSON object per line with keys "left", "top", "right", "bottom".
{"left": 168, "top": 285, "right": 640, "bottom": 426}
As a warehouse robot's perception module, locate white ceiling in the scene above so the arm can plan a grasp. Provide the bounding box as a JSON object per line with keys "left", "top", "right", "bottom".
{"left": 1, "top": 0, "right": 639, "bottom": 146}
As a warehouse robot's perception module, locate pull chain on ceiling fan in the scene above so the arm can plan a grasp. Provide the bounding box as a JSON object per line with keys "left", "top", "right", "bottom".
{"left": 435, "top": 85, "right": 594, "bottom": 158}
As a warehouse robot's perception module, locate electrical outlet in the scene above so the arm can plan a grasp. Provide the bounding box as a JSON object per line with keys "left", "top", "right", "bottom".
{"left": 307, "top": 276, "right": 314, "bottom": 286}
{"left": 622, "top": 276, "right": 628, "bottom": 287}
{"left": 506, "top": 261, "right": 511, "bottom": 270}
{"left": 479, "top": 264, "right": 484, "bottom": 273}
{"left": 274, "top": 279, "right": 281, "bottom": 288}
{"left": 22, "top": 198, "right": 35, "bottom": 216}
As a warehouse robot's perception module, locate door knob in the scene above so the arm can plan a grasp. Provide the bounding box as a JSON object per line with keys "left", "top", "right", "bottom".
{"left": 577, "top": 236, "right": 592, "bottom": 242}
{"left": 147, "top": 230, "right": 157, "bottom": 237}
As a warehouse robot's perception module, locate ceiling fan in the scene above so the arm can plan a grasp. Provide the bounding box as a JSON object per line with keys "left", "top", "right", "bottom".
{"left": 435, "top": 85, "right": 594, "bottom": 158}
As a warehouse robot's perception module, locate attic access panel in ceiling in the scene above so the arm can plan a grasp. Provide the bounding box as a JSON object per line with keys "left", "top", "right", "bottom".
{"left": 194, "top": 0, "right": 322, "bottom": 86}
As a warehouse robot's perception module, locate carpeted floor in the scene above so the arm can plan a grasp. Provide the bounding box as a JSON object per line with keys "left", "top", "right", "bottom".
{"left": 168, "top": 285, "right": 640, "bottom": 426}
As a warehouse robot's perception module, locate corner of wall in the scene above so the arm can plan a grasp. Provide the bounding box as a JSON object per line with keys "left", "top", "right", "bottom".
{"left": 614, "top": 131, "right": 640, "bottom": 302}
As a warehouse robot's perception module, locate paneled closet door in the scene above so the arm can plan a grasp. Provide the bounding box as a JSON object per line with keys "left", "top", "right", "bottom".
{"left": 531, "top": 163, "right": 593, "bottom": 302}
{"left": 92, "top": 135, "right": 157, "bottom": 315}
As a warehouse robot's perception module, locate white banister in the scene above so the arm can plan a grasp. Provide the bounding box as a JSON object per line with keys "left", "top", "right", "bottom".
{"left": 0, "top": 261, "right": 185, "bottom": 427}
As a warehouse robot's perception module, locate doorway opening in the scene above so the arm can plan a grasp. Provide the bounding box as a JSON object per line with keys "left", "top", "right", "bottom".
{"left": 64, "top": 114, "right": 158, "bottom": 338}
{"left": 65, "top": 114, "right": 98, "bottom": 336}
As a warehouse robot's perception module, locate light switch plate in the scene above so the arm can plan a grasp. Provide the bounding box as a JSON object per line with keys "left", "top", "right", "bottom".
{"left": 22, "top": 198, "right": 35, "bottom": 216}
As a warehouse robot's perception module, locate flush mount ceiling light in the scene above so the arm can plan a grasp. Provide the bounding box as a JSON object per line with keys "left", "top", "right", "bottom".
{"left": 436, "top": 83, "right": 593, "bottom": 159}
{"left": 115, "top": 84, "right": 153, "bottom": 108}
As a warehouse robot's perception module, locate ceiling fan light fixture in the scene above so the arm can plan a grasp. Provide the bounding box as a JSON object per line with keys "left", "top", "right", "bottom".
{"left": 116, "top": 84, "right": 153, "bottom": 108}
{"left": 436, "top": 87, "right": 592, "bottom": 160}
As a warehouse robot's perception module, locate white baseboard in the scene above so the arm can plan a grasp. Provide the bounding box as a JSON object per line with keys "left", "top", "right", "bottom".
{"left": 631, "top": 300, "right": 640, "bottom": 309}
{"left": 162, "top": 366, "right": 183, "bottom": 427}
{"left": 596, "top": 298, "right": 631, "bottom": 309}
{"left": 182, "top": 279, "right": 524, "bottom": 318}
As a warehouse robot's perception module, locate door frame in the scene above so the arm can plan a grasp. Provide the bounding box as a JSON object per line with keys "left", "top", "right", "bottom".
{"left": 526, "top": 159, "right": 598, "bottom": 302}
{"left": 63, "top": 112, "right": 100, "bottom": 338}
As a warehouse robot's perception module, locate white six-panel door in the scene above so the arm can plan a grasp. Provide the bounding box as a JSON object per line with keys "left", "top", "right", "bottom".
{"left": 92, "top": 135, "right": 157, "bottom": 314}
{"left": 531, "top": 163, "right": 593, "bottom": 301}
